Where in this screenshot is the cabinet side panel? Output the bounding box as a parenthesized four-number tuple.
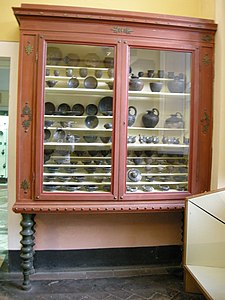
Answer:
(16, 34, 37, 202)
(196, 47, 214, 193)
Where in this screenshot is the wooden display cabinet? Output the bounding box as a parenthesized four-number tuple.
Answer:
(13, 4, 216, 289)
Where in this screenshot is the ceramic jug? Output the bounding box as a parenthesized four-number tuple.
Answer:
(164, 112, 184, 128)
(142, 108, 159, 128)
(129, 74, 144, 91)
(128, 106, 137, 127)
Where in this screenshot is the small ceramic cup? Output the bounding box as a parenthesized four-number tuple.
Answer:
(147, 70, 154, 78)
(95, 69, 103, 78)
(54, 69, 60, 76)
(66, 68, 73, 77)
(158, 70, 164, 78)
(45, 68, 50, 76)
(107, 68, 114, 78)
(79, 68, 88, 77)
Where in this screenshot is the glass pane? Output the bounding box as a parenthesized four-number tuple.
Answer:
(126, 49, 191, 193)
(43, 43, 114, 193)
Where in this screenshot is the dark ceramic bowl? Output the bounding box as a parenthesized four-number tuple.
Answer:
(149, 82, 163, 92)
(46, 167, 60, 173)
(72, 103, 85, 116)
(102, 185, 111, 192)
(103, 57, 114, 68)
(47, 47, 62, 65)
(44, 120, 54, 128)
(86, 104, 98, 115)
(83, 135, 98, 143)
(64, 53, 80, 66)
(63, 185, 81, 192)
(46, 80, 58, 88)
(57, 176, 72, 182)
(44, 176, 56, 182)
(104, 123, 113, 129)
(85, 185, 98, 192)
(43, 185, 61, 191)
(54, 158, 69, 164)
(84, 76, 98, 89)
(45, 102, 56, 115)
(84, 167, 97, 173)
(67, 77, 79, 88)
(106, 82, 114, 90)
(73, 176, 85, 182)
(58, 103, 71, 114)
(142, 185, 154, 192)
(64, 167, 77, 173)
(44, 129, 51, 141)
(100, 136, 112, 143)
(85, 116, 99, 129)
(84, 53, 100, 68)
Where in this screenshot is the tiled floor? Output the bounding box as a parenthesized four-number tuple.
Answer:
(0, 267, 206, 300)
(0, 185, 8, 269)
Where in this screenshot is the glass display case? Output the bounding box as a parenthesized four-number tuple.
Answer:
(184, 189, 225, 300)
(13, 4, 216, 211)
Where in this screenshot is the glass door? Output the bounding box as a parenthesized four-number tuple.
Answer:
(126, 48, 191, 194)
(43, 43, 115, 194)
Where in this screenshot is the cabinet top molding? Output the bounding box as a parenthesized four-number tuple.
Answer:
(13, 4, 217, 32)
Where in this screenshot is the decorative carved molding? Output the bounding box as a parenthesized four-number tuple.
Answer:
(203, 54, 210, 65)
(201, 34, 212, 42)
(112, 26, 133, 34)
(201, 110, 210, 134)
(24, 41, 33, 55)
(21, 102, 32, 132)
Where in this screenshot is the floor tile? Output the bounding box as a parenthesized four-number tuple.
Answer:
(0, 273, 206, 300)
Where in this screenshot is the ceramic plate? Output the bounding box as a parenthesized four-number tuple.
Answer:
(83, 135, 98, 143)
(58, 103, 71, 114)
(45, 102, 56, 115)
(84, 53, 100, 68)
(84, 76, 98, 89)
(98, 96, 113, 116)
(86, 104, 98, 115)
(72, 103, 85, 116)
(46, 47, 62, 65)
(64, 53, 80, 66)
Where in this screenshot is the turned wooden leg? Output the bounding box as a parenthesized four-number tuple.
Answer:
(29, 214, 36, 275)
(20, 213, 36, 290)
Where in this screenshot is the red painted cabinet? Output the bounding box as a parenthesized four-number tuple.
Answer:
(13, 4, 217, 214)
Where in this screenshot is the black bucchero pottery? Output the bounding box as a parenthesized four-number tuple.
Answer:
(142, 108, 159, 128)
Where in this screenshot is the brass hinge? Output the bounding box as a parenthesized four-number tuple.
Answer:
(36, 52, 38, 62)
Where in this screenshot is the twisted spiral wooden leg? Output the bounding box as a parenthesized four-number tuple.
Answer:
(29, 214, 36, 275)
(20, 213, 36, 290)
